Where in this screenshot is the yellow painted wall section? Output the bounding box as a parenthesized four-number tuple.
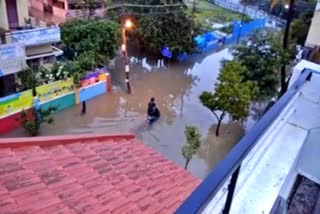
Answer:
(0, 0, 9, 30)
(17, 0, 29, 27)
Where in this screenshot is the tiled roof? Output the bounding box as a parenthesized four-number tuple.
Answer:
(0, 134, 200, 214)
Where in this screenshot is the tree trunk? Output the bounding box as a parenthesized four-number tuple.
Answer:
(184, 159, 190, 170)
(280, 0, 295, 97)
(180, 95, 184, 118)
(216, 118, 222, 136)
(190, 0, 196, 43)
(215, 112, 226, 137)
(82, 101, 87, 114)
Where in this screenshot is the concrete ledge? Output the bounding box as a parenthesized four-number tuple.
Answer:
(270, 196, 287, 214)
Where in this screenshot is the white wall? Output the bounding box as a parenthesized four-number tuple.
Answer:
(289, 60, 320, 89)
(0, 0, 9, 30)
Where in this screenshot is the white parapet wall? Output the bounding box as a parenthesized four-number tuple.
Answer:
(289, 60, 320, 89)
(305, 0, 320, 47)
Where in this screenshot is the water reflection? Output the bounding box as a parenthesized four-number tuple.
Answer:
(2, 48, 246, 178)
(198, 123, 245, 176)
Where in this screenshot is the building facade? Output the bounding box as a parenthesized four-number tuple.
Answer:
(29, 0, 106, 23)
(0, 0, 63, 97)
(0, 0, 29, 30)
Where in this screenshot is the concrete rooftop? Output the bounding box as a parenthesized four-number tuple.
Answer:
(200, 63, 320, 213)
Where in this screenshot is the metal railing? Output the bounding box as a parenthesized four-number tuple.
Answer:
(30, 17, 48, 28)
(209, 0, 285, 26)
(175, 69, 313, 214)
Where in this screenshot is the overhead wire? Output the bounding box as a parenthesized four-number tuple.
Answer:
(105, 2, 188, 17)
(106, 3, 185, 9)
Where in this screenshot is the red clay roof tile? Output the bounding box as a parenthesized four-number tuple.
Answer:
(0, 134, 200, 213)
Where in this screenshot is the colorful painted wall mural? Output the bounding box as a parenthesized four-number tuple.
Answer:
(0, 90, 33, 117)
(36, 78, 74, 103)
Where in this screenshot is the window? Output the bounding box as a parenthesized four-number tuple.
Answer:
(68, 3, 78, 10)
(53, 0, 65, 9)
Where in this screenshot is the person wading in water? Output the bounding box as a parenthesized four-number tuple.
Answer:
(147, 97, 160, 123)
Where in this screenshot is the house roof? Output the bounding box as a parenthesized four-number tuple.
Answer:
(0, 134, 200, 214)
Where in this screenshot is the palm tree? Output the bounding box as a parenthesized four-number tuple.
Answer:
(270, 0, 295, 96)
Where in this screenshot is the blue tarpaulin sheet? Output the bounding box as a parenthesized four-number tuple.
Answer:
(161, 46, 173, 58)
(162, 19, 266, 61)
(177, 52, 187, 62)
(194, 36, 206, 48)
(203, 32, 217, 42)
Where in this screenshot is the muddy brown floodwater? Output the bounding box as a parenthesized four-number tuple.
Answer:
(2, 48, 246, 179)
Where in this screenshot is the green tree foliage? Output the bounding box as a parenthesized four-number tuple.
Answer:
(182, 125, 201, 170)
(18, 57, 98, 93)
(75, 51, 98, 72)
(18, 106, 56, 136)
(290, 18, 309, 45)
(233, 30, 291, 101)
(39, 61, 85, 85)
(290, 12, 313, 45)
(136, 13, 196, 55)
(61, 19, 120, 64)
(16, 69, 40, 93)
(107, 0, 196, 56)
(199, 60, 256, 136)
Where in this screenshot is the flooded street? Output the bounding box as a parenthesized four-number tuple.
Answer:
(2, 48, 246, 178)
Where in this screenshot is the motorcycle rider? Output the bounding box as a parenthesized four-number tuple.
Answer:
(147, 97, 160, 123)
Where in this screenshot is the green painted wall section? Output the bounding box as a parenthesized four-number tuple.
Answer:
(40, 93, 76, 112)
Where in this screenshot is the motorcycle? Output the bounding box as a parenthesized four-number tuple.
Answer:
(147, 108, 160, 124)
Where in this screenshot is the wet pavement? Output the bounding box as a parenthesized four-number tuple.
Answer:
(2, 48, 246, 179)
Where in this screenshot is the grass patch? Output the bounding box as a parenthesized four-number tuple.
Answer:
(188, 0, 248, 26)
(217, 25, 233, 34)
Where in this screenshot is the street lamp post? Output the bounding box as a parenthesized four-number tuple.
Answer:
(280, 0, 295, 96)
(122, 19, 133, 94)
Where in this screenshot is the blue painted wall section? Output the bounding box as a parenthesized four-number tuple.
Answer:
(79, 81, 106, 103)
(0, 75, 110, 134)
(202, 40, 219, 52)
(230, 18, 266, 42)
(40, 93, 76, 112)
(193, 18, 266, 53)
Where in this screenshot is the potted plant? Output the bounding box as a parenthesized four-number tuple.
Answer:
(24, 18, 32, 29)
